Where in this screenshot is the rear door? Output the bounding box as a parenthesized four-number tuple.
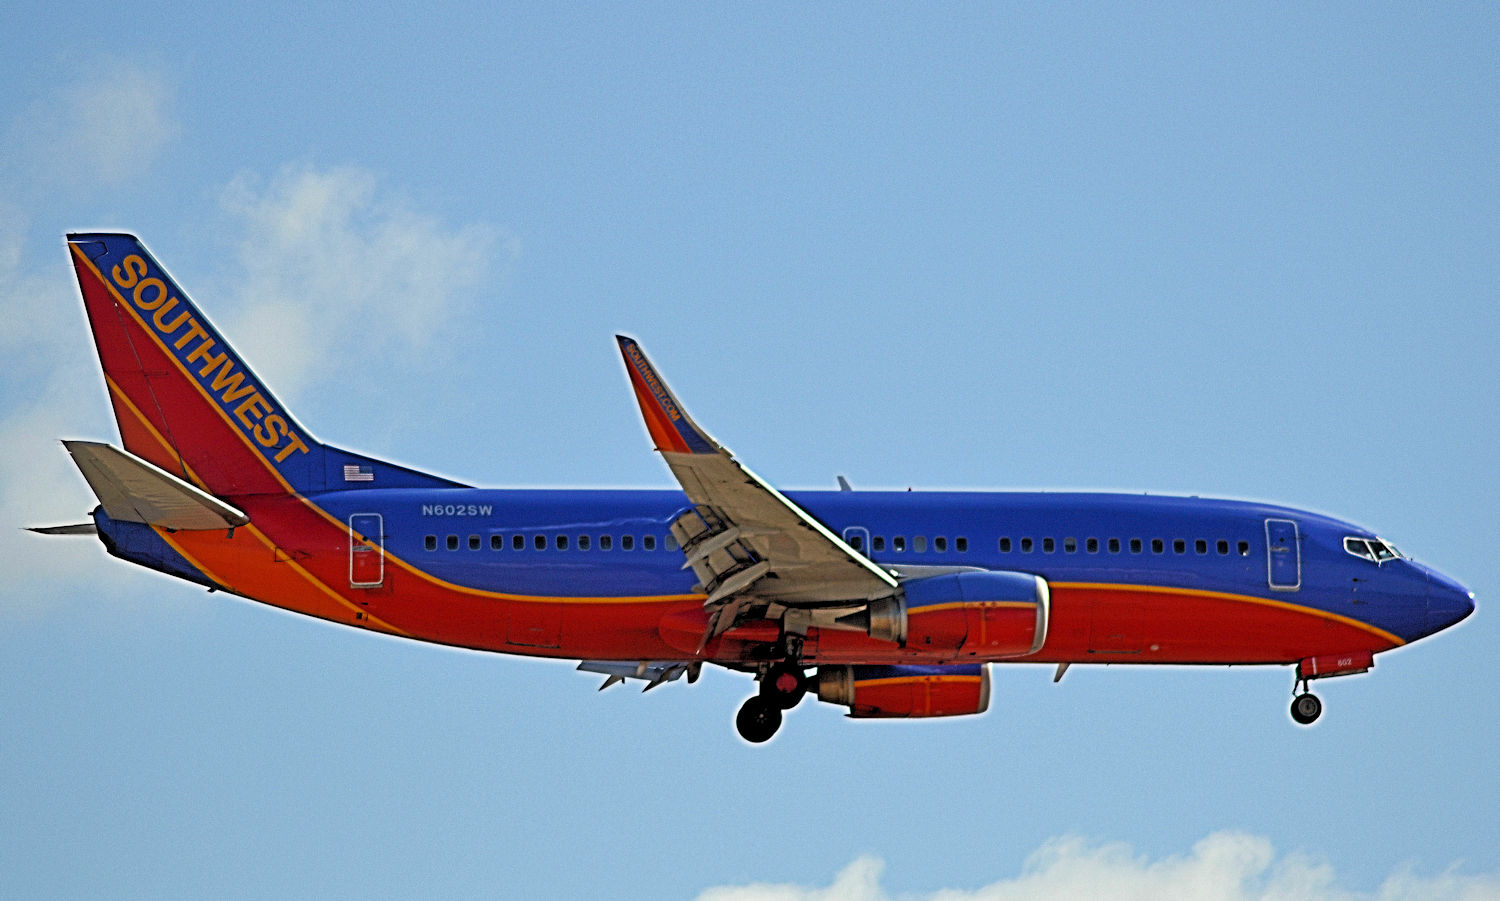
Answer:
(1265, 518, 1300, 591)
(349, 513, 384, 588)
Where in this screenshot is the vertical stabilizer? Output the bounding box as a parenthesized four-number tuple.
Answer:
(67, 233, 323, 496)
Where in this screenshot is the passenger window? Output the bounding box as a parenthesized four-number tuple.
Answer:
(469, 535, 480, 551)
(914, 536, 927, 553)
(622, 535, 635, 551)
(534, 535, 546, 551)
(425, 535, 437, 551)
(999, 537, 1012, 553)
(1173, 539, 1186, 554)
(1108, 538, 1121, 553)
(873, 536, 885, 552)
(1043, 537, 1055, 553)
(1195, 539, 1208, 555)
(579, 535, 591, 551)
(1064, 537, 1077, 553)
(665, 535, 679, 551)
(1238, 540, 1250, 556)
(1086, 538, 1099, 553)
(491, 535, 503, 550)
(1021, 537, 1033, 553)
(600, 534, 613, 551)
(893, 536, 906, 552)
(1216, 539, 1229, 555)
(956, 537, 968, 552)
(849, 534, 864, 550)
(1152, 538, 1164, 554)
(934, 537, 947, 552)
(1130, 538, 1142, 553)
(644, 535, 657, 551)
(446, 535, 458, 551)
(512, 534, 524, 550)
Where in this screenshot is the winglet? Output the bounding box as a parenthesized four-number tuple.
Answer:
(615, 336, 717, 455)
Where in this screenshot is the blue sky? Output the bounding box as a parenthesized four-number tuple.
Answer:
(2, 4, 1497, 898)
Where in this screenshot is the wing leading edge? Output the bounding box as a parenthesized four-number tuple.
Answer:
(615, 337, 897, 642)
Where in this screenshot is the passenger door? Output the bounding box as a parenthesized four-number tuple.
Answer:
(1265, 519, 1300, 591)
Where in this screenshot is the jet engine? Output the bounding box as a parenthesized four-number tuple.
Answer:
(855, 570, 1049, 657)
(815, 664, 990, 718)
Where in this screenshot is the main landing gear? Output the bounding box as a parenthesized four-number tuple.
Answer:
(1290, 677, 1323, 726)
(735, 661, 808, 743)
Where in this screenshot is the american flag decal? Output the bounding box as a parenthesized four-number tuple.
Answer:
(343, 464, 374, 482)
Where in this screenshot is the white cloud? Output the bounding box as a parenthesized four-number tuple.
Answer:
(217, 165, 512, 399)
(8, 60, 177, 187)
(696, 834, 1500, 901)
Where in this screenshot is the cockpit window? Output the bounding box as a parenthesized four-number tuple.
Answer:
(1345, 536, 1402, 563)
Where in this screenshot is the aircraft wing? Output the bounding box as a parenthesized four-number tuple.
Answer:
(616, 337, 898, 640)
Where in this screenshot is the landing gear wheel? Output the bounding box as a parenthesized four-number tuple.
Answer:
(736, 695, 782, 743)
(1291, 692, 1323, 725)
(759, 662, 808, 710)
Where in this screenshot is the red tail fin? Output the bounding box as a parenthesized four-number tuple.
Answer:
(68, 233, 321, 497)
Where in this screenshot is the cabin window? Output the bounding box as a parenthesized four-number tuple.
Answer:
(914, 536, 928, 553)
(665, 534, 679, 551)
(1152, 538, 1164, 554)
(999, 537, 1012, 553)
(893, 536, 906, 552)
(1043, 537, 1055, 553)
(579, 535, 591, 551)
(425, 535, 437, 551)
(1238, 540, 1250, 556)
(446, 535, 458, 551)
(513, 534, 524, 550)
(873, 536, 886, 552)
(1064, 537, 1077, 553)
(491, 535, 503, 550)
(1173, 539, 1186, 554)
(1130, 538, 1142, 553)
(622, 535, 635, 551)
(644, 535, 657, 551)
(1086, 538, 1099, 553)
(600, 534, 613, 551)
(934, 536, 947, 552)
(469, 535, 480, 550)
(1217, 539, 1229, 555)
(1014, 537, 1028, 553)
(956, 537, 968, 552)
(849, 534, 864, 550)
(534, 535, 546, 551)
(1195, 539, 1208, 555)
(1108, 538, 1121, 553)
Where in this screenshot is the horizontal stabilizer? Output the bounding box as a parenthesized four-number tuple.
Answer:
(26, 522, 98, 535)
(63, 440, 249, 531)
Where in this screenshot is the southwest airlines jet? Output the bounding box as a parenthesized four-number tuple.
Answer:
(36, 234, 1475, 742)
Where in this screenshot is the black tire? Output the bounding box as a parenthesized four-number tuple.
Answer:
(759, 662, 808, 710)
(736, 695, 783, 743)
(1291, 693, 1323, 725)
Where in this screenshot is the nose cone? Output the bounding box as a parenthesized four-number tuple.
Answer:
(1428, 571, 1476, 634)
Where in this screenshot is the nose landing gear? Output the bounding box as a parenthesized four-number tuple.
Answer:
(735, 661, 809, 742)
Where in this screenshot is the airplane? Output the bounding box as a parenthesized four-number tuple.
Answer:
(33, 232, 1475, 742)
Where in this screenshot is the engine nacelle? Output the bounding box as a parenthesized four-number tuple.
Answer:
(862, 571, 1049, 657)
(815, 664, 990, 718)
